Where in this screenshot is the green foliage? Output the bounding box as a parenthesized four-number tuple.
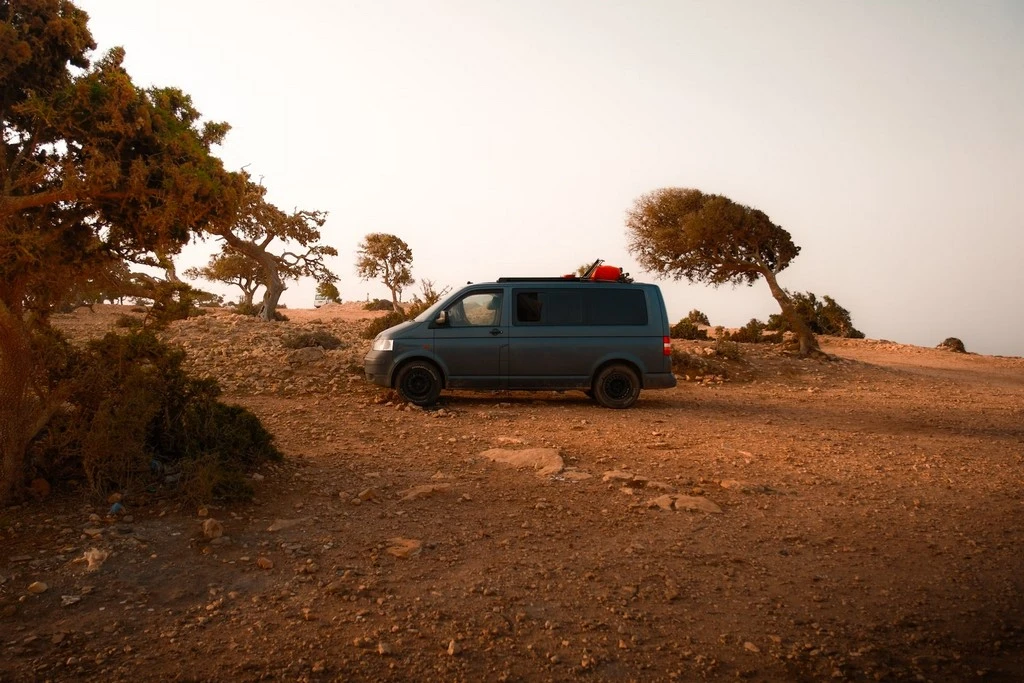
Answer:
(282, 330, 344, 350)
(938, 337, 966, 353)
(356, 233, 415, 313)
(713, 339, 743, 360)
(725, 318, 781, 344)
(685, 309, 710, 326)
(363, 298, 395, 312)
(362, 311, 406, 340)
(670, 318, 709, 340)
(29, 331, 280, 501)
(766, 292, 864, 338)
(316, 281, 341, 304)
(626, 188, 818, 355)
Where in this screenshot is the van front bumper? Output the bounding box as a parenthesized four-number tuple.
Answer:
(363, 350, 394, 387)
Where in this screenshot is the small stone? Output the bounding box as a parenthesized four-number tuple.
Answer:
(377, 641, 394, 656)
(357, 488, 379, 502)
(266, 518, 305, 532)
(197, 506, 209, 518)
(672, 495, 723, 514)
(257, 557, 274, 570)
(447, 640, 460, 656)
(744, 641, 760, 653)
(387, 538, 423, 558)
(27, 581, 48, 594)
(202, 518, 224, 539)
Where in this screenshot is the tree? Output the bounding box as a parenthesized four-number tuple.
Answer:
(1, 0, 240, 500)
(355, 233, 414, 314)
(209, 179, 337, 321)
(316, 281, 341, 304)
(185, 250, 263, 308)
(626, 188, 819, 356)
(766, 292, 864, 339)
(684, 309, 711, 326)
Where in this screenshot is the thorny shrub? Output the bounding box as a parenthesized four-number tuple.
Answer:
(938, 337, 967, 353)
(281, 330, 345, 350)
(28, 331, 281, 502)
(363, 298, 395, 312)
(363, 311, 406, 340)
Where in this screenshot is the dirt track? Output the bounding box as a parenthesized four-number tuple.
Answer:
(2, 304, 1023, 681)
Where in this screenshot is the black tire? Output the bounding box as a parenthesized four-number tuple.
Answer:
(395, 361, 442, 406)
(592, 364, 640, 409)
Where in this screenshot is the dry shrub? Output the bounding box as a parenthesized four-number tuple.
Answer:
(282, 330, 344, 350)
(30, 331, 281, 501)
(363, 298, 394, 312)
(938, 337, 966, 353)
(363, 311, 406, 340)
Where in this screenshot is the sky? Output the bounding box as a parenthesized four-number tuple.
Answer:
(79, 0, 1024, 356)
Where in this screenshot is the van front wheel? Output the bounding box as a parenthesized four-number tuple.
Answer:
(593, 364, 640, 409)
(395, 361, 442, 406)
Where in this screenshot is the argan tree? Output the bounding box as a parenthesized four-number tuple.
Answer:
(0, 0, 241, 500)
(185, 250, 263, 308)
(209, 179, 337, 321)
(355, 233, 414, 314)
(315, 281, 341, 304)
(766, 292, 864, 339)
(626, 188, 819, 356)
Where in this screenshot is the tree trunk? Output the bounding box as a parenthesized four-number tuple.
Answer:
(390, 288, 404, 315)
(260, 270, 285, 321)
(761, 269, 819, 356)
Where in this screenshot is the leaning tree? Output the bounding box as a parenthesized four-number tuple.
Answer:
(208, 178, 337, 321)
(626, 188, 819, 356)
(0, 0, 241, 500)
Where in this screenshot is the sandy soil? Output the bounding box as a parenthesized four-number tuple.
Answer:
(2, 303, 1023, 682)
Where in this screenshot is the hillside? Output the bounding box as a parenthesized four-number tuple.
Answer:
(2, 304, 1022, 682)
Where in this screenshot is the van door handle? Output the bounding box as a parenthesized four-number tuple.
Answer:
(489, 328, 503, 336)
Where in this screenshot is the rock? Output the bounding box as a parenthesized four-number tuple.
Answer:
(398, 483, 453, 501)
(561, 471, 593, 481)
(447, 640, 460, 656)
(27, 581, 48, 594)
(673, 495, 723, 514)
(602, 470, 635, 482)
(83, 548, 109, 572)
(61, 595, 81, 607)
(267, 518, 306, 532)
(720, 479, 774, 494)
(480, 447, 564, 477)
(202, 518, 224, 539)
(744, 641, 760, 653)
(387, 537, 423, 558)
(357, 488, 379, 502)
(647, 495, 676, 511)
(257, 557, 274, 570)
(288, 346, 325, 364)
(377, 641, 394, 656)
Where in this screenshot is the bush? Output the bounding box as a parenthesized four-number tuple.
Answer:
(725, 318, 782, 344)
(685, 309, 710, 326)
(713, 339, 743, 360)
(670, 318, 709, 340)
(938, 337, 966, 353)
(28, 331, 281, 501)
(363, 298, 394, 312)
(362, 311, 406, 340)
(282, 330, 345, 350)
(115, 314, 143, 330)
(671, 348, 729, 379)
(766, 292, 864, 338)
(233, 302, 288, 321)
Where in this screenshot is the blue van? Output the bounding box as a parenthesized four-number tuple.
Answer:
(363, 275, 676, 408)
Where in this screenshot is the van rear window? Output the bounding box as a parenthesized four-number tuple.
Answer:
(514, 289, 647, 326)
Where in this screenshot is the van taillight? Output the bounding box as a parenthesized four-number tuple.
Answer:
(663, 336, 671, 356)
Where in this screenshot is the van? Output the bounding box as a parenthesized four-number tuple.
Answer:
(363, 272, 676, 408)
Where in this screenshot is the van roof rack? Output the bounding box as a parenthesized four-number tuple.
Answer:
(497, 259, 633, 284)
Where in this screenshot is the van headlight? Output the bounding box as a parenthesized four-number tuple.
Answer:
(372, 337, 394, 351)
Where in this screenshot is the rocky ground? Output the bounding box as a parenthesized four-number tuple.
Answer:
(2, 303, 1023, 682)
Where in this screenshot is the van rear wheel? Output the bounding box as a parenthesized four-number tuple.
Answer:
(395, 361, 442, 406)
(593, 364, 640, 409)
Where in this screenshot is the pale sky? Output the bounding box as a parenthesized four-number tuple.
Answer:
(80, 1, 1024, 356)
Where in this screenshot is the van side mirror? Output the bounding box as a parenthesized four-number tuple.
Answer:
(435, 310, 448, 326)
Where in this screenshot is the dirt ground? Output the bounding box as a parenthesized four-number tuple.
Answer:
(2, 303, 1023, 682)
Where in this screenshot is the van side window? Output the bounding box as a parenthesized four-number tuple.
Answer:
(586, 289, 647, 325)
(447, 291, 503, 327)
(514, 289, 645, 325)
